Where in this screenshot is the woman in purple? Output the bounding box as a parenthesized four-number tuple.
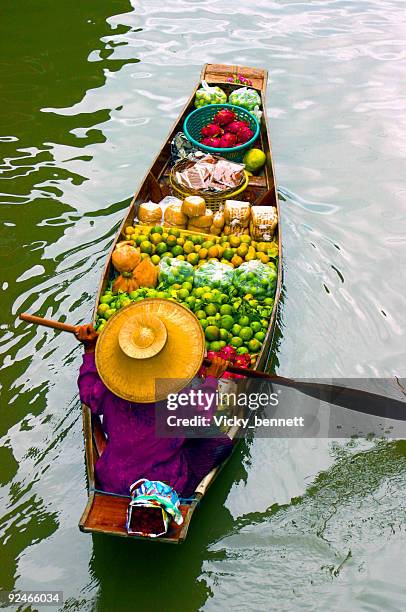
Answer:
(76, 324, 233, 498)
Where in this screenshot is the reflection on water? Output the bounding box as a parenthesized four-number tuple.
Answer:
(0, 0, 405, 609)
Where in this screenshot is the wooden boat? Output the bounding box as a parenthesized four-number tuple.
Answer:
(79, 63, 282, 543)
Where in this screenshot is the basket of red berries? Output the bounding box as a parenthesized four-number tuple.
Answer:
(184, 103, 260, 162)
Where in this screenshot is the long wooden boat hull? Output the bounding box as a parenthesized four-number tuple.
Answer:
(79, 64, 282, 543)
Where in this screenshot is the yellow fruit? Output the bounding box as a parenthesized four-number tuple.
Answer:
(166, 235, 177, 247)
(176, 237, 185, 246)
(245, 252, 256, 262)
(194, 244, 201, 253)
(198, 247, 208, 259)
(229, 235, 241, 248)
(187, 252, 199, 265)
(256, 252, 269, 264)
(236, 244, 248, 257)
(256, 242, 268, 253)
(150, 232, 163, 245)
(125, 226, 135, 235)
(231, 255, 243, 267)
(207, 245, 220, 258)
(183, 240, 195, 254)
(243, 148, 266, 172)
(222, 241, 230, 249)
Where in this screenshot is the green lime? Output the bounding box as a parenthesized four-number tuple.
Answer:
(220, 304, 233, 315)
(202, 241, 215, 250)
(155, 242, 168, 256)
(120, 298, 131, 307)
(129, 290, 140, 299)
(243, 148, 266, 172)
(183, 240, 195, 254)
(206, 316, 217, 325)
(230, 336, 243, 348)
(182, 281, 193, 291)
(151, 254, 160, 265)
(140, 240, 153, 254)
(231, 323, 241, 335)
(151, 225, 163, 235)
(238, 315, 250, 327)
(178, 288, 189, 300)
(166, 235, 177, 247)
(248, 338, 262, 352)
(250, 321, 262, 333)
(202, 292, 214, 302)
(205, 326, 220, 341)
(220, 315, 234, 331)
(187, 252, 199, 265)
(219, 328, 230, 341)
(196, 310, 206, 320)
(218, 340, 226, 348)
(100, 294, 114, 305)
(97, 303, 109, 316)
(136, 234, 148, 246)
(200, 318, 209, 329)
(171, 245, 183, 257)
(237, 347, 249, 355)
(168, 228, 180, 238)
(205, 303, 218, 316)
(193, 287, 205, 298)
(254, 331, 266, 342)
(209, 341, 223, 352)
(186, 296, 196, 309)
(239, 327, 253, 341)
(105, 308, 116, 319)
(223, 248, 233, 261)
(264, 297, 274, 306)
(220, 293, 229, 303)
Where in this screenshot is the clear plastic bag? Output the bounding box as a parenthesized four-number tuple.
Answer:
(232, 260, 277, 300)
(228, 87, 261, 112)
(194, 261, 234, 291)
(158, 257, 194, 287)
(194, 80, 227, 107)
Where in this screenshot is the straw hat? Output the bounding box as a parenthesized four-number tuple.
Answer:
(95, 299, 205, 403)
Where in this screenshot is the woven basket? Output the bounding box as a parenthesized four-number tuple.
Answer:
(183, 103, 259, 162)
(169, 157, 249, 212)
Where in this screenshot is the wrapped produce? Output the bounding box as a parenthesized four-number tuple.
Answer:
(212, 210, 225, 229)
(250, 206, 278, 241)
(224, 200, 251, 228)
(164, 202, 188, 227)
(158, 258, 194, 287)
(194, 261, 234, 291)
(133, 258, 158, 288)
(194, 81, 227, 108)
(138, 201, 162, 225)
(174, 155, 244, 193)
(187, 224, 210, 234)
(181, 196, 206, 218)
(189, 209, 213, 229)
(233, 261, 277, 300)
(112, 243, 141, 273)
(228, 87, 261, 112)
(209, 225, 221, 236)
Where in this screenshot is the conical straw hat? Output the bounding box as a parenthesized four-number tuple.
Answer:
(95, 299, 205, 403)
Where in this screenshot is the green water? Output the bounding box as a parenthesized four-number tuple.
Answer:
(1, 1, 406, 610)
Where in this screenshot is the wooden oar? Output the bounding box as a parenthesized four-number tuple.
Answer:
(19, 313, 406, 421)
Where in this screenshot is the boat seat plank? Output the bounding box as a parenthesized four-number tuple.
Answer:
(80, 492, 194, 543)
(202, 63, 267, 91)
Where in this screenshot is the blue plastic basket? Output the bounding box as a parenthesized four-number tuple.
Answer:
(183, 103, 260, 162)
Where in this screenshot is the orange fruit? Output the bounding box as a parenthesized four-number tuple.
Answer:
(207, 245, 219, 258)
(231, 255, 243, 268)
(198, 247, 208, 260)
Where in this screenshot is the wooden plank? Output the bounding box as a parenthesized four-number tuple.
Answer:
(80, 492, 196, 543)
(202, 63, 268, 92)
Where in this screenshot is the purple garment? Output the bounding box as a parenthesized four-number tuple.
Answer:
(78, 353, 233, 497)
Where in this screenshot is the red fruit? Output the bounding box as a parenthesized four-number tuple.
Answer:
(201, 123, 222, 138)
(234, 354, 251, 368)
(200, 136, 222, 147)
(237, 125, 254, 144)
(219, 133, 238, 148)
(226, 120, 249, 134)
(213, 109, 236, 126)
(207, 350, 218, 361)
(219, 345, 237, 362)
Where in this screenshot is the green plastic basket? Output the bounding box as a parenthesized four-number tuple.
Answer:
(183, 103, 260, 162)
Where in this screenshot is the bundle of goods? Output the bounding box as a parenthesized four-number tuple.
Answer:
(173, 154, 245, 193)
(228, 87, 261, 113)
(250, 206, 278, 242)
(223, 200, 251, 236)
(138, 201, 163, 225)
(163, 201, 188, 230)
(194, 81, 227, 108)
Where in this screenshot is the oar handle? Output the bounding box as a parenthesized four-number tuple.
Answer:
(19, 313, 79, 334)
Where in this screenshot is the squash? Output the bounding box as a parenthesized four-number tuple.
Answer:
(112, 242, 141, 273)
(112, 271, 139, 294)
